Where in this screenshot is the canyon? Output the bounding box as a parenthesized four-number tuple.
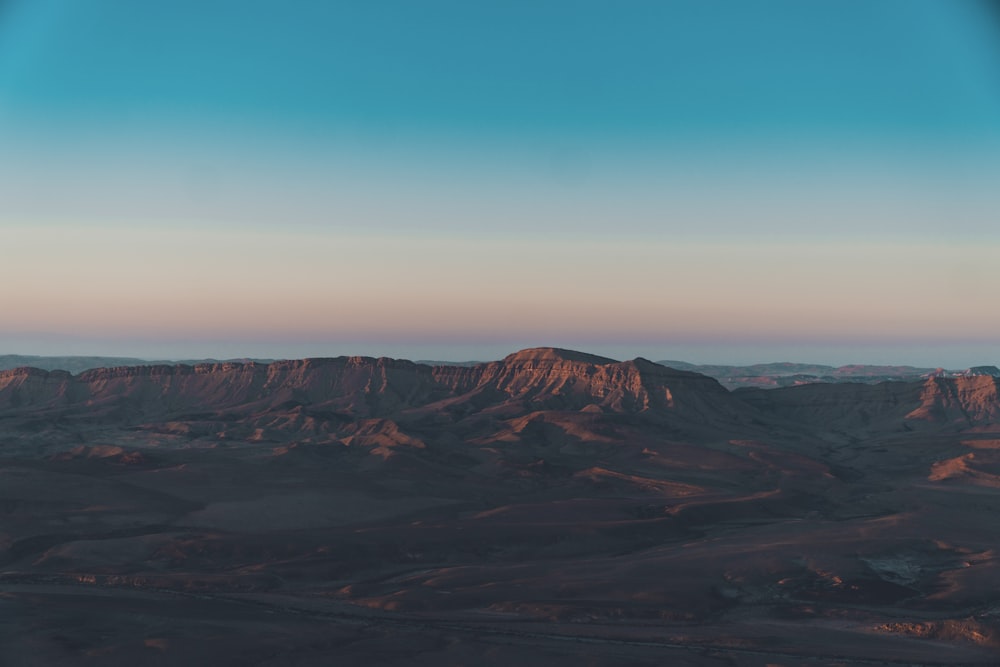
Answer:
(2, 347, 1000, 665)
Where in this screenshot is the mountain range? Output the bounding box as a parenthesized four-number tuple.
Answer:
(2, 348, 1000, 665)
(6, 352, 996, 390)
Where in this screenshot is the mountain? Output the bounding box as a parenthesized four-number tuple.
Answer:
(2, 347, 996, 438)
(739, 374, 1000, 433)
(0, 354, 273, 374)
(2, 348, 1000, 665)
(961, 365, 1000, 377)
(0, 354, 154, 374)
(5, 353, 988, 391)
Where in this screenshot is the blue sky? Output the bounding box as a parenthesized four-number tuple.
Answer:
(2, 1, 1000, 365)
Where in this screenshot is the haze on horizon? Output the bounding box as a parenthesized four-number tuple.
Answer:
(2, 1, 999, 367)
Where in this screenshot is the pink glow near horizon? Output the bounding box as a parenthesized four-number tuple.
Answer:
(4, 226, 998, 355)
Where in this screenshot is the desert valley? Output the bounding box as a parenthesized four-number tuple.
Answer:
(6, 1, 1000, 665)
(2, 347, 1000, 665)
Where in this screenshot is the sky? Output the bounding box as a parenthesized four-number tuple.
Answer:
(2, 0, 1000, 366)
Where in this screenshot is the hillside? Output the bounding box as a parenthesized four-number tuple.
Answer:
(2, 348, 1000, 665)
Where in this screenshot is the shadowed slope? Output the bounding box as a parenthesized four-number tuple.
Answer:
(740, 375, 1000, 433)
(4, 349, 1000, 664)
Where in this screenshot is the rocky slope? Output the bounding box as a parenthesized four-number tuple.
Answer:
(4, 348, 1000, 665)
(739, 375, 1000, 433)
(0, 347, 743, 423)
(3, 348, 998, 438)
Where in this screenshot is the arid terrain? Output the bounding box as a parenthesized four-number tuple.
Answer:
(2, 347, 1000, 665)
(7, 354, 990, 390)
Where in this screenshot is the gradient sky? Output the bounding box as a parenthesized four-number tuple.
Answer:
(3, 0, 1000, 365)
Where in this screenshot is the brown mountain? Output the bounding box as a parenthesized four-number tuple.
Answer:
(3, 347, 996, 441)
(2, 348, 1000, 665)
(0, 348, 757, 443)
(738, 374, 1000, 434)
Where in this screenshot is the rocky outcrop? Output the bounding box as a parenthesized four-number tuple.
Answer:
(905, 376, 1000, 427)
(0, 367, 76, 411)
(429, 348, 745, 422)
(741, 375, 1000, 432)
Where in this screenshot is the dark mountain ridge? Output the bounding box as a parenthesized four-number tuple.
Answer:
(7, 352, 995, 397)
(3, 347, 997, 436)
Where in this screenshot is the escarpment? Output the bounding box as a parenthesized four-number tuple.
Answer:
(739, 375, 1000, 432)
(0, 367, 76, 411)
(3, 349, 999, 437)
(431, 348, 737, 414)
(905, 375, 1000, 427)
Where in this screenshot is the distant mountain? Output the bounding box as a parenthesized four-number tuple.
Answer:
(961, 365, 1000, 377)
(415, 359, 485, 367)
(0, 354, 154, 374)
(656, 359, 967, 389)
(0, 354, 273, 374)
(657, 360, 840, 376)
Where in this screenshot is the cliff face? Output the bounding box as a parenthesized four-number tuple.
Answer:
(0, 357, 449, 420)
(435, 349, 706, 411)
(905, 376, 1000, 427)
(3, 349, 999, 437)
(0, 348, 752, 433)
(0, 367, 76, 410)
